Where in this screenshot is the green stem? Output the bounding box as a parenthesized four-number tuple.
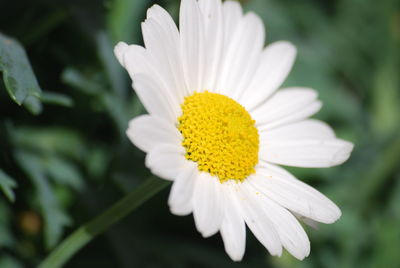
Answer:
(39, 176, 170, 268)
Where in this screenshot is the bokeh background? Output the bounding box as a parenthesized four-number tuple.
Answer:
(1, 0, 399, 267)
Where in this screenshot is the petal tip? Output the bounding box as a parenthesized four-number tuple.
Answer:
(330, 140, 354, 167)
(323, 204, 342, 224)
(227, 252, 244, 262)
(114, 42, 129, 66)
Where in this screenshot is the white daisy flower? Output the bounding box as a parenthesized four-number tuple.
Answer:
(114, 0, 353, 261)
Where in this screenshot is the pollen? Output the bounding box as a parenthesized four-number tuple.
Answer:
(178, 91, 259, 183)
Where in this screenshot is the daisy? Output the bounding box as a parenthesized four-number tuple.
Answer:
(114, 0, 353, 261)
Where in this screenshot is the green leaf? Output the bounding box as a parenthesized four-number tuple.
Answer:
(0, 169, 17, 202)
(14, 150, 71, 249)
(0, 33, 42, 113)
(23, 94, 43, 115)
(11, 126, 85, 160)
(61, 67, 105, 95)
(41, 91, 74, 107)
(44, 156, 84, 190)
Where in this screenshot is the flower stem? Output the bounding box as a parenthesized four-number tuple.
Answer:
(39, 176, 170, 268)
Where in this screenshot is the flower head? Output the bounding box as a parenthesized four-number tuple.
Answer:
(115, 0, 353, 261)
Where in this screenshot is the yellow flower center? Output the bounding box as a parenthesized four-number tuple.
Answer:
(178, 91, 259, 183)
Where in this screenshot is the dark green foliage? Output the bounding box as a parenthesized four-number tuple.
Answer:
(0, 0, 399, 267)
(0, 170, 17, 202)
(0, 33, 42, 114)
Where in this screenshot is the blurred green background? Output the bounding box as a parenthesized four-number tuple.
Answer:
(1, 0, 399, 267)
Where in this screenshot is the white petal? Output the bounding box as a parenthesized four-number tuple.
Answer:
(122, 43, 184, 116)
(122, 45, 170, 93)
(145, 144, 186, 181)
(213, 0, 242, 94)
(216, 12, 265, 100)
(198, 0, 224, 91)
(122, 44, 152, 76)
(126, 115, 182, 153)
(222, 1, 243, 41)
(220, 182, 246, 261)
(235, 181, 282, 256)
(260, 138, 354, 168)
(260, 102, 322, 131)
(123, 46, 182, 120)
(252, 87, 319, 128)
(259, 119, 352, 167)
(141, 19, 182, 103)
(192, 173, 223, 237)
(260, 119, 335, 142)
(143, 7, 186, 103)
(147, 4, 179, 43)
(114, 42, 129, 66)
(240, 41, 297, 110)
(245, 178, 310, 260)
(253, 163, 342, 223)
(168, 160, 198, 215)
(132, 73, 178, 122)
(180, 0, 205, 94)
